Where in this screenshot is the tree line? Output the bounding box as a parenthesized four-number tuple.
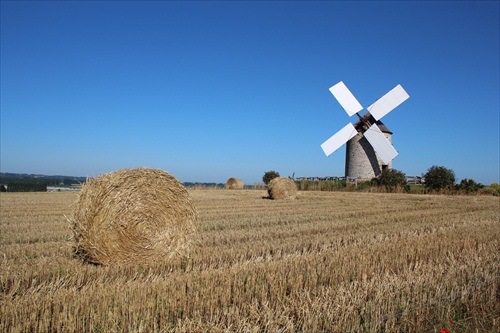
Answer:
(1, 183, 47, 192)
(262, 166, 500, 195)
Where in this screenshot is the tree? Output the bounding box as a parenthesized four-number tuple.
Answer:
(423, 165, 455, 190)
(262, 171, 280, 185)
(378, 168, 408, 192)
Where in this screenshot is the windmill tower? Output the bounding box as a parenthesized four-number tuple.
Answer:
(345, 115, 393, 180)
(321, 81, 409, 181)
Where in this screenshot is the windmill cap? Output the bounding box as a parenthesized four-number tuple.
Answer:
(354, 113, 393, 134)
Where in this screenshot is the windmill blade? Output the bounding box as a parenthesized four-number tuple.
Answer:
(363, 124, 398, 164)
(367, 84, 409, 121)
(329, 81, 364, 117)
(321, 123, 357, 156)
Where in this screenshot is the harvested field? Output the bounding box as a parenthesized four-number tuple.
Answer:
(1, 190, 499, 332)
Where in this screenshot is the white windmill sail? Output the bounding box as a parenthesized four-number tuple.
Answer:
(321, 123, 357, 156)
(367, 84, 409, 121)
(329, 81, 363, 117)
(363, 124, 398, 164)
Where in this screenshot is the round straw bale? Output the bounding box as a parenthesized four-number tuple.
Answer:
(225, 177, 244, 190)
(70, 167, 198, 265)
(268, 177, 298, 200)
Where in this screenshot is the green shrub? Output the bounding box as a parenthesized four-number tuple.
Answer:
(378, 169, 409, 192)
(488, 183, 500, 195)
(356, 181, 372, 191)
(456, 178, 484, 193)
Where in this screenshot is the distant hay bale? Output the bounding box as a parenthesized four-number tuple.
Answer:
(70, 167, 198, 265)
(226, 177, 244, 190)
(268, 177, 298, 200)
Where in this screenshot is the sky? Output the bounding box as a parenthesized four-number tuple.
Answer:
(1, 1, 499, 185)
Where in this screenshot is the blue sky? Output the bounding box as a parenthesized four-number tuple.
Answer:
(1, 1, 499, 185)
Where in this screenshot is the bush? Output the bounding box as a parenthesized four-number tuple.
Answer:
(456, 178, 484, 193)
(378, 168, 409, 192)
(423, 165, 455, 190)
(262, 171, 280, 185)
(356, 180, 372, 191)
(478, 187, 498, 196)
(488, 183, 500, 195)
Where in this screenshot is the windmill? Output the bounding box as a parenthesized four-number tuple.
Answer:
(321, 81, 410, 180)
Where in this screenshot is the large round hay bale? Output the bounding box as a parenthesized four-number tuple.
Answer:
(225, 177, 244, 190)
(268, 177, 298, 200)
(70, 167, 198, 265)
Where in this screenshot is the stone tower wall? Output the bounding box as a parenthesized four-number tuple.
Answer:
(345, 132, 393, 180)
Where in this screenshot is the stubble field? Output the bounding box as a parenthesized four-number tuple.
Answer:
(0, 190, 499, 332)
